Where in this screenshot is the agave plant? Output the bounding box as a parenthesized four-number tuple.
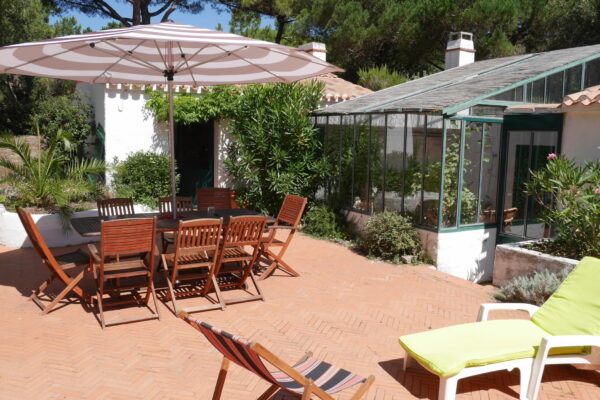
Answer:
(0, 125, 105, 213)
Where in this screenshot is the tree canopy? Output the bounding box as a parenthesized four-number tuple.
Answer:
(51, 0, 204, 25)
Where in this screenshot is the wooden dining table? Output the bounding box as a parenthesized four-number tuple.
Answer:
(71, 208, 274, 237)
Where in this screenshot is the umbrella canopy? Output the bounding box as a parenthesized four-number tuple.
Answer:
(0, 22, 341, 84)
(0, 22, 342, 216)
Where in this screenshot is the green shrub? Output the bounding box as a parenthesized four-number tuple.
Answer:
(494, 267, 572, 306)
(360, 211, 422, 263)
(525, 156, 600, 259)
(302, 204, 347, 239)
(357, 65, 411, 91)
(111, 151, 178, 208)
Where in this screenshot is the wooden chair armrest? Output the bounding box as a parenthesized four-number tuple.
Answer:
(87, 244, 101, 263)
(477, 303, 540, 321)
(266, 225, 295, 231)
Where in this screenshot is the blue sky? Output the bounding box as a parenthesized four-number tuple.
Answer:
(49, 2, 269, 32)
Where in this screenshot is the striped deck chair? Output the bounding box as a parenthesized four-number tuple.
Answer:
(178, 312, 375, 399)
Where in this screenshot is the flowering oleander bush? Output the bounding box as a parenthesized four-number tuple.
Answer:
(525, 156, 600, 259)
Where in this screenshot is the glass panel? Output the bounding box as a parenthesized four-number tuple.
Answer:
(479, 123, 501, 223)
(531, 78, 545, 103)
(584, 58, 600, 88)
(339, 115, 354, 209)
(515, 85, 524, 101)
(404, 113, 426, 223)
(503, 131, 531, 236)
(469, 105, 505, 117)
(421, 115, 443, 228)
(441, 120, 462, 227)
(490, 88, 516, 101)
(565, 65, 582, 95)
(526, 82, 533, 102)
(384, 113, 406, 213)
(461, 121, 483, 225)
(352, 115, 370, 212)
(314, 116, 329, 200)
(370, 115, 386, 212)
(526, 131, 558, 238)
(545, 72, 564, 103)
(324, 116, 342, 205)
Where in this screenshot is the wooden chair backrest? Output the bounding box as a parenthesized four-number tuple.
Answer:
(222, 215, 267, 249)
(97, 198, 135, 217)
(15, 207, 71, 285)
(276, 194, 307, 227)
(196, 188, 236, 210)
(158, 196, 194, 215)
(99, 218, 156, 261)
(172, 218, 222, 269)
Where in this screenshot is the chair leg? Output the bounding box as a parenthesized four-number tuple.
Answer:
(148, 279, 161, 321)
(350, 375, 375, 399)
(439, 376, 458, 400)
(41, 269, 85, 315)
(257, 384, 279, 400)
(211, 275, 226, 311)
(97, 279, 106, 330)
(259, 260, 279, 280)
(30, 274, 56, 309)
(403, 354, 411, 371)
(301, 380, 314, 400)
(212, 357, 230, 400)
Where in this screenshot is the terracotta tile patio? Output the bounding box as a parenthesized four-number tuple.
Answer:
(0, 234, 598, 399)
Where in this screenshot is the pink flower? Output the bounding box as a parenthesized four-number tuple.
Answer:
(547, 153, 557, 160)
(595, 188, 600, 194)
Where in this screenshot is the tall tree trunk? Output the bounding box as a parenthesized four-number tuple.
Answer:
(274, 16, 287, 44)
(141, 0, 152, 24)
(132, 0, 141, 25)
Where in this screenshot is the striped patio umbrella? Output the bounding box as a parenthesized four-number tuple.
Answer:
(0, 22, 342, 217)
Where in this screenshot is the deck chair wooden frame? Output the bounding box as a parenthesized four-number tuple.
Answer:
(179, 312, 375, 400)
(158, 196, 194, 252)
(88, 218, 160, 329)
(259, 194, 307, 280)
(16, 207, 90, 314)
(202, 215, 266, 307)
(196, 188, 237, 210)
(160, 218, 224, 314)
(97, 197, 135, 217)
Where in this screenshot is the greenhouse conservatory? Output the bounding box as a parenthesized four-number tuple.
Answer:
(312, 35, 600, 282)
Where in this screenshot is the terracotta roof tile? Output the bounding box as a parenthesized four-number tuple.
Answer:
(562, 84, 600, 106)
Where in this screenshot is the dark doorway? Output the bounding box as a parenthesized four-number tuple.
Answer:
(175, 121, 214, 197)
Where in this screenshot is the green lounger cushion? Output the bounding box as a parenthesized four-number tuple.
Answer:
(399, 319, 583, 377)
(532, 256, 600, 336)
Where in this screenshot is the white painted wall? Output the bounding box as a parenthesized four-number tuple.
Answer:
(213, 120, 234, 188)
(562, 111, 600, 163)
(418, 227, 497, 282)
(77, 84, 169, 185)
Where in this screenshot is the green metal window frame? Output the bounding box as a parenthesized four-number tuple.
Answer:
(444, 52, 600, 115)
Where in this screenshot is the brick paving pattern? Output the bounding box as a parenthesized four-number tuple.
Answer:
(0, 234, 598, 399)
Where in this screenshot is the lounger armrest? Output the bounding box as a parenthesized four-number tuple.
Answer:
(528, 335, 600, 400)
(477, 303, 540, 321)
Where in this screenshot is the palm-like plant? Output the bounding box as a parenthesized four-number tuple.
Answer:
(0, 126, 105, 212)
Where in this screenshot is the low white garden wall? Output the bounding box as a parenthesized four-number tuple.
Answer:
(493, 241, 578, 286)
(0, 204, 154, 248)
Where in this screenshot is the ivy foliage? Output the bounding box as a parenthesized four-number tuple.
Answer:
(145, 85, 241, 125)
(145, 81, 329, 216)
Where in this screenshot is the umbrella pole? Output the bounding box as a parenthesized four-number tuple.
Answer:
(167, 77, 177, 219)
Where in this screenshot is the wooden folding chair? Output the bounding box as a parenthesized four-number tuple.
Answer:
(196, 188, 237, 210)
(87, 218, 160, 329)
(16, 207, 90, 314)
(161, 218, 224, 314)
(158, 196, 194, 252)
(259, 194, 307, 280)
(179, 312, 376, 400)
(97, 197, 135, 217)
(202, 215, 266, 306)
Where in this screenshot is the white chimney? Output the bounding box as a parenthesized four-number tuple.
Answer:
(445, 32, 475, 70)
(299, 42, 327, 62)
